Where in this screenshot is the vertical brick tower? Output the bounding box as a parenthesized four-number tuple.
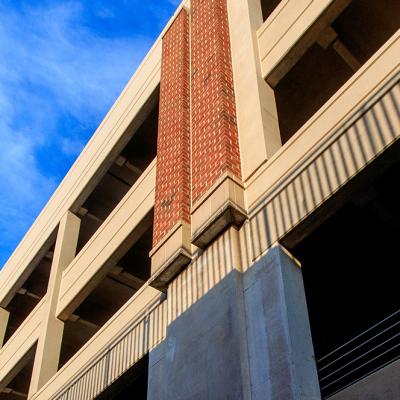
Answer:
(150, 9, 192, 289)
(151, 0, 246, 287)
(190, 0, 246, 248)
(191, 0, 242, 202)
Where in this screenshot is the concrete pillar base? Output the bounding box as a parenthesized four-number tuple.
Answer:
(148, 270, 250, 400)
(148, 241, 320, 400)
(243, 245, 321, 400)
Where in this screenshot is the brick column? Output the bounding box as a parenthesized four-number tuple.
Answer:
(191, 0, 246, 248)
(149, 9, 192, 290)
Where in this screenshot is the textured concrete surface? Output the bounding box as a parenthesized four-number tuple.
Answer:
(148, 246, 322, 400)
(243, 245, 321, 400)
(148, 270, 250, 400)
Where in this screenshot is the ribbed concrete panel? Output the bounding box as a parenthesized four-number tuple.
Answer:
(249, 74, 400, 262)
(53, 300, 166, 400)
(31, 287, 165, 400)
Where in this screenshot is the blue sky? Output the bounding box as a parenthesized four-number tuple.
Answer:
(0, 0, 180, 267)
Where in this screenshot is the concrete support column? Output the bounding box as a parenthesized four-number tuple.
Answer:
(243, 245, 321, 400)
(0, 308, 10, 348)
(148, 227, 251, 399)
(148, 271, 251, 399)
(227, 0, 281, 179)
(28, 211, 80, 398)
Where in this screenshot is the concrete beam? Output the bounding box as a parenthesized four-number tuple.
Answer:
(17, 289, 41, 301)
(332, 39, 361, 71)
(109, 268, 146, 291)
(3, 388, 27, 398)
(68, 315, 100, 331)
(317, 26, 361, 71)
(28, 211, 81, 398)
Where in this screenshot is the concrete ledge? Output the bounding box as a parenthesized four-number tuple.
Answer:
(149, 222, 192, 290)
(0, 297, 45, 390)
(32, 286, 165, 400)
(56, 160, 156, 320)
(191, 174, 247, 249)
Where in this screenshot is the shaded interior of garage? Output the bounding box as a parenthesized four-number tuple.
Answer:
(260, 0, 281, 21)
(273, 0, 399, 145)
(284, 144, 400, 398)
(95, 355, 148, 400)
(0, 345, 36, 400)
(2, 240, 55, 348)
(75, 96, 159, 253)
(58, 214, 154, 369)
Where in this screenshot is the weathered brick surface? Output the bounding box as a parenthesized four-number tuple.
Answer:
(153, 10, 190, 247)
(191, 0, 242, 204)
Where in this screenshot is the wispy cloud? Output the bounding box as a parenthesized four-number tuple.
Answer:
(1, 2, 152, 126)
(0, 1, 175, 267)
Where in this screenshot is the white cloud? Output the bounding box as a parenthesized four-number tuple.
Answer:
(0, 102, 57, 249)
(1, 2, 151, 124)
(0, 1, 153, 266)
(60, 137, 86, 156)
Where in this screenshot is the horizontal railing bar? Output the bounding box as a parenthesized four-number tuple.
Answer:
(319, 319, 400, 371)
(317, 308, 400, 364)
(320, 331, 400, 381)
(320, 341, 400, 390)
(324, 353, 400, 399)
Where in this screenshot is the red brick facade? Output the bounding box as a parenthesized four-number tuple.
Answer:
(153, 9, 191, 247)
(191, 0, 242, 204)
(153, 1, 243, 247)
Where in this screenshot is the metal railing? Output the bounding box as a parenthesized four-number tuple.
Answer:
(317, 308, 400, 398)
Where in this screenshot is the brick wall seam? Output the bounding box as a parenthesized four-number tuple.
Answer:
(191, 0, 243, 205)
(153, 9, 191, 247)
